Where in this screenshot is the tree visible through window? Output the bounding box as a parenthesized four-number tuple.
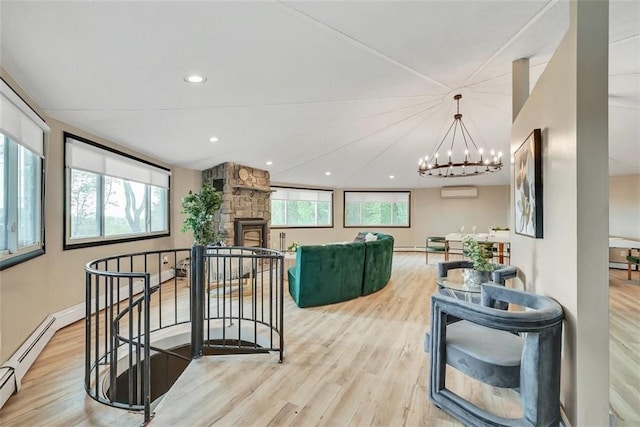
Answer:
(271, 188, 333, 227)
(0, 80, 48, 270)
(65, 134, 170, 248)
(0, 138, 6, 252)
(344, 191, 410, 227)
(70, 170, 99, 238)
(0, 133, 44, 267)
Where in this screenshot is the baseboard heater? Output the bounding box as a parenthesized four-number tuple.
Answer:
(0, 269, 174, 410)
(0, 316, 56, 408)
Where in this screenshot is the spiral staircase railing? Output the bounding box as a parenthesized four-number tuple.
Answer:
(84, 246, 285, 423)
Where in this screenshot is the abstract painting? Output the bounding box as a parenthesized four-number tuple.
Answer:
(514, 129, 543, 238)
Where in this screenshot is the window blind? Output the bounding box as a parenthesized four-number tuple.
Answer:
(0, 80, 49, 157)
(345, 191, 409, 203)
(272, 188, 332, 202)
(65, 137, 171, 188)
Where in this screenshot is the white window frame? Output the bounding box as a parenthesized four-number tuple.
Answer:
(271, 187, 333, 228)
(343, 191, 411, 228)
(0, 79, 49, 270)
(64, 133, 171, 249)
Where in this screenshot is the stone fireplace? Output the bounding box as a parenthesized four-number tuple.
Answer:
(202, 162, 271, 248)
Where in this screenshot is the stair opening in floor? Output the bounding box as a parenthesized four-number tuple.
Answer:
(108, 340, 268, 406)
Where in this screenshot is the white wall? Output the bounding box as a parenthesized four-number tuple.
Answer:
(510, 1, 609, 425)
(609, 174, 640, 263)
(609, 174, 640, 240)
(269, 185, 509, 248)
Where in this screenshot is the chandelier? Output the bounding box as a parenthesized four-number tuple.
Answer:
(418, 94, 503, 178)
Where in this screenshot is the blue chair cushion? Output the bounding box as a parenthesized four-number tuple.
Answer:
(445, 320, 524, 389)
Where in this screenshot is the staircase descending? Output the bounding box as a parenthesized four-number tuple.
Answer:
(84, 246, 285, 423)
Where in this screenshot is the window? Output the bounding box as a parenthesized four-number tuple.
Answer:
(344, 191, 410, 227)
(0, 80, 48, 270)
(64, 133, 171, 248)
(271, 187, 333, 228)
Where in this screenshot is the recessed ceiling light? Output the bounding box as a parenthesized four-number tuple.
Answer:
(184, 74, 207, 84)
(325, 171, 331, 176)
(209, 136, 219, 143)
(266, 161, 273, 166)
(389, 175, 395, 179)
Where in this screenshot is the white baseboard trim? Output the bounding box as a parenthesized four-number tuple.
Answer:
(560, 405, 571, 427)
(0, 269, 175, 410)
(393, 246, 425, 252)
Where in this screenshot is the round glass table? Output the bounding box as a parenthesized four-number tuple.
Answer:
(436, 269, 493, 302)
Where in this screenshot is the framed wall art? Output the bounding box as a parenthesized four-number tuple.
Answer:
(514, 128, 543, 238)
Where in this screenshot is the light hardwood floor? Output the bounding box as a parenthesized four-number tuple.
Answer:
(0, 253, 637, 426)
(608, 268, 640, 426)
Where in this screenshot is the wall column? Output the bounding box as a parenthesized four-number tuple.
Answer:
(512, 58, 530, 121)
(574, 0, 609, 424)
(510, 0, 609, 424)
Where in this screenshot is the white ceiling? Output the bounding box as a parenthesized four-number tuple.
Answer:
(1, 1, 638, 189)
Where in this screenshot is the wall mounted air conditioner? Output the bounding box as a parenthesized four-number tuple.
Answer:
(440, 186, 478, 199)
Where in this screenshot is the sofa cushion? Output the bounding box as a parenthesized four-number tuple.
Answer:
(353, 232, 367, 243)
(364, 232, 378, 242)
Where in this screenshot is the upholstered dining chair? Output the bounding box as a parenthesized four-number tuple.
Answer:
(627, 248, 639, 280)
(426, 236, 449, 264)
(429, 283, 564, 427)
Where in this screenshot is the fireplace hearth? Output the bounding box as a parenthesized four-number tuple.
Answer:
(234, 218, 268, 248)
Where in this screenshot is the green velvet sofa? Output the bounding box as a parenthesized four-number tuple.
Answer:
(287, 232, 394, 308)
(361, 233, 394, 295)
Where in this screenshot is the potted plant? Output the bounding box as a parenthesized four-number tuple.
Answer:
(181, 182, 223, 245)
(287, 241, 301, 253)
(462, 234, 497, 286)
